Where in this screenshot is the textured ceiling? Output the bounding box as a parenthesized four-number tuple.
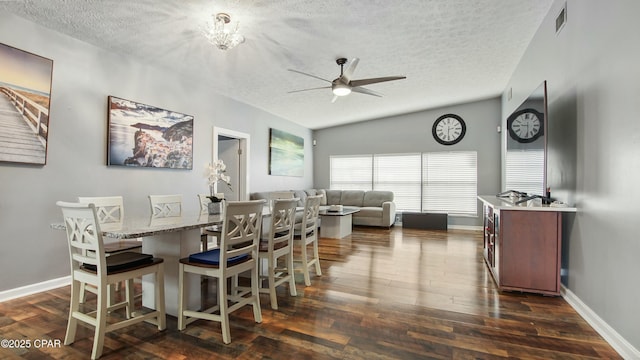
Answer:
(0, 0, 553, 129)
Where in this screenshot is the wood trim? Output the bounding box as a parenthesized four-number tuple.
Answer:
(0, 276, 70, 302)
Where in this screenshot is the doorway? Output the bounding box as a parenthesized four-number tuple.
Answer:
(213, 127, 250, 201)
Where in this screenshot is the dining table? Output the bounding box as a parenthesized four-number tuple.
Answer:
(52, 211, 224, 317)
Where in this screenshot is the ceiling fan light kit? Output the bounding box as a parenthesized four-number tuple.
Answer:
(332, 83, 351, 96)
(288, 57, 406, 102)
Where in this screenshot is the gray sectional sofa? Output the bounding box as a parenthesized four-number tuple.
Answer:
(250, 189, 396, 228)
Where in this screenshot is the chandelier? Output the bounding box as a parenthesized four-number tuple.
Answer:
(203, 13, 245, 51)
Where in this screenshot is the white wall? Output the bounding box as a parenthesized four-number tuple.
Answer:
(0, 13, 313, 291)
(504, 0, 640, 353)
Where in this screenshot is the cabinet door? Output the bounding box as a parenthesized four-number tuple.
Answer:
(500, 211, 560, 293)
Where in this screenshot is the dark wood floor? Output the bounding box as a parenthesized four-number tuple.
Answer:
(0, 227, 621, 359)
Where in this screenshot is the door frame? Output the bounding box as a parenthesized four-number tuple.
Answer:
(212, 127, 250, 201)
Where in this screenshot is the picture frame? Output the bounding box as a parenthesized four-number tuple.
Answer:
(107, 96, 193, 169)
(268, 128, 304, 176)
(0, 43, 54, 165)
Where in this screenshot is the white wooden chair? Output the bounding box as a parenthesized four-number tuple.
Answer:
(57, 201, 166, 359)
(78, 196, 143, 252)
(198, 193, 222, 251)
(77, 196, 142, 307)
(293, 195, 323, 286)
(268, 191, 295, 210)
(258, 198, 298, 310)
(177, 200, 265, 344)
(148, 194, 182, 218)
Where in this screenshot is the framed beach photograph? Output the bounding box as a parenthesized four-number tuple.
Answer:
(107, 96, 193, 169)
(0, 43, 54, 165)
(268, 128, 304, 176)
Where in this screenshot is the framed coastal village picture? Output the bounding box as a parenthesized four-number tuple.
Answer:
(0, 42, 54, 165)
(268, 128, 304, 176)
(107, 96, 193, 169)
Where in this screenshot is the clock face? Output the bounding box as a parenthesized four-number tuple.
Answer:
(507, 108, 544, 143)
(432, 114, 466, 145)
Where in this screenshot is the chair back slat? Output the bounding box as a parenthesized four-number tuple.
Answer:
(78, 196, 124, 231)
(219, 200, 265, 267)
(302, 195, 322, 235)
(149, 194, 182, 218)
(268, 191, 294, 210)
(267, 199, 298, 252)
(197, 194, 210, 215)
(57, 201, 105, 272)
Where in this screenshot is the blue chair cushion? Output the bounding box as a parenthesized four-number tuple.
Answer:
(188, 249, 249, 265)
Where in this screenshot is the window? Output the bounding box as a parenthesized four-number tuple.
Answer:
(330, 151, 478, 216)
(373, 154, 421, 212)
(505, 149, 544, 195)
(330, 155, 372, 190)
(422, 151, 477, 216)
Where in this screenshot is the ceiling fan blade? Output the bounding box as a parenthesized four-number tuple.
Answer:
(341, 57, 360, 82)
(288, 86, 331, 93)
(349, 76, 406, 87)
(331, 95, 339, 103)
(287, 69, 332, 83)
(351, 86, 383, 97)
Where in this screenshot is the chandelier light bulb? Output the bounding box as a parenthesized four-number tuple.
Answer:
(203, 12, 245, 51)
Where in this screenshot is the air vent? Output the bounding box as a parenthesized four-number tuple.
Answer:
(556, 3, 567, 34)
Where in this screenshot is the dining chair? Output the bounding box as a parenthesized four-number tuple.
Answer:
(293, 195, 323, 286)
(57, 201, 166, 360)
(198, 193, 222, 251)
(177, 200, 265, 344)
(149, 194, 182, 218)
(77, 196, 142, 307)
(258, 198, 298, 310)
(268, 191, 295, 209)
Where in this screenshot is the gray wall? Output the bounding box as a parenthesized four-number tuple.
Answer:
(503, 0, 640, 350)
(313, 98, 502, 227)
(0, 13, 313, 291)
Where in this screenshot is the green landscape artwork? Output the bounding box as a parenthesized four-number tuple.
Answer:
(269, 128, 303, 176)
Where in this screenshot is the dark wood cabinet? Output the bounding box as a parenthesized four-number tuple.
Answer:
(480, 196, 573, 296)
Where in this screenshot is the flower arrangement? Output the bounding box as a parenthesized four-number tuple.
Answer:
(207, 159, 231, 202)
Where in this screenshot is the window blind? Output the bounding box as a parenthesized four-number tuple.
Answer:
(373, 153, 422, 212)
(422, 151, 477, 216)
(330, 151, 478, 216)
(330, 155, 373, 190)
(505, 149, 545, 195)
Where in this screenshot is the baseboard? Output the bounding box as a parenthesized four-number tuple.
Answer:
(562, 285, 640, 359)
(397, 224, 482, 231)
(448, 225, 482, 231)
(0, 276, 70, 303)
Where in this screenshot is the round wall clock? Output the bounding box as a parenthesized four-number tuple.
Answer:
(432, 114, 466, 145)
(507, 108, 544, 143)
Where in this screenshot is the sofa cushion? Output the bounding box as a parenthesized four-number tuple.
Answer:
(250, 192, 271, 201)
(316, 189, 327, 205)
(293, 190, 307, 207)
(341, 190, 365, 207)
(355, 207, 383, 218)
(363, 191, 394, 207)
(325, 190, 342, 205)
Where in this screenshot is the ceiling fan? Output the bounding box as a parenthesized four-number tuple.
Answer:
(288, 58, 406, 103)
